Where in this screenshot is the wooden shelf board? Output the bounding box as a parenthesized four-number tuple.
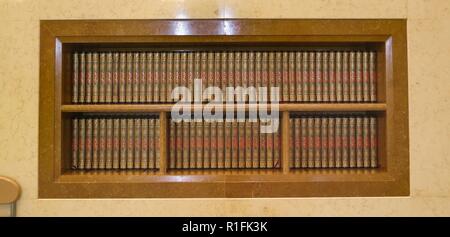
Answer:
(61, 103, 387, 113)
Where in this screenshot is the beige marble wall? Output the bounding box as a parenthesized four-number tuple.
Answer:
(0, 0, 449, 216)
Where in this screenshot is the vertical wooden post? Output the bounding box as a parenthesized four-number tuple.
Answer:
(159, 111, 168, 174)
(281, 111, 290, 174)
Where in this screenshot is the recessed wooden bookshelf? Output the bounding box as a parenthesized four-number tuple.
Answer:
(39, 19, 409, 198)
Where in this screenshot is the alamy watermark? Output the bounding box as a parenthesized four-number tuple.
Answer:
(170, 79, 280, 133)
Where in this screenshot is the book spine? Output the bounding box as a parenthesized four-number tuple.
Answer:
(179, 52, 187, 100)
(175, 121, 183, 169)
(322, 52, 330, 102)
(290, 117, 296, 168)
(300, 117, 308, 168)
(273, 121, 280, 168)
(268, 52, 276, 102)
(146, 52, 153, 103)
(232, 121, 239, 168)
(85, 118, 92, 169)
(200, 52, 208, 100)
(153, 52, 160, 103)
(148, 118, 155, 169)
(214, 52, 221, 88)
(203, 121, 210, 169)
(141, 118, 149, 169)
(266, 127, 274, 168)
(302, 52, 309, 102)
(248, 52, 255, 94)
(363, 116, 370, 167)
(126, 118, 134, 169)
(221, 52, 228, 96)
(321, 117, 328, 168)
(307, 117, 314, 168)
(173, 52, 180, 102)
(370, 117, 378, 167)
(207, 52, 215, 94)
(259, 120, 267, 168)
(362, 52, 370, 102)
(328, 117, 335, 168)
(315, 52, 322, 102)
(224, 121, 232, 168)
(261, 52, 268, 100)
(189, 121, 196, 168)
(79, 53, 85, 103)
(349, 116, 357, 168)
(119, 119, 127, 169)
(78, 118, 85, 169)
(356, 116, 364, 167)
(239, 120, 247, 168)
(105, 53, 113, 103)
(308, 52, 316, 102)
(342, 52, 349, 102)
(236, 52, 243, 94)
(125, 53, 133, 103)
(99, 53, 106, 103)
(244, 119, 253, 169)
(72, 53, 79, 103)
(167, 52, 173, 102)
(210, 121, 217, 169)
(255, 52, 262, 96)
(105, 118, 113, 169)
(182, 121, 190, 169)
(314, 117, 321, 168)
(369, 52, 377, 102)
(228, 52, 235, 97)
(341, 117, 349, 168)
(282, 52, 289, 102)
(349, 52, 356, 102)
(356, 51, 363, 102)
(155, 118, 160, 169)
(252, 120, 260, 169)
(112, 53, 119, 103)
(112, 119, 120, 169)
(139, 52, 147, 103)
(118, 53, 126, 103)
(169, 120, 175, 169)
(335, 117, 342, 168)
(335, 52, 343, 102)
(134, 118, 141, 169)
(329, 52, 336, 102)
(92, 53, 99, 103)
(98, 118, 106, 169)
(160, 52, 167, 103)
(217, 121, 225, 169)
(275, 52, 284, 102)
(85, 53, 92, 103)
(295, 52, 302, 102)
(72, 118, 78, 169)
(288, 52, 296, 102)
(196, 121, 203, 169)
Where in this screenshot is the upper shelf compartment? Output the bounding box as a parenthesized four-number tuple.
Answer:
(61, 42, 387, 106)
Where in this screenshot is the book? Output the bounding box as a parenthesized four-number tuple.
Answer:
(300, 117, 308, 168)
(214, 52, 221, 89)
(134, 118, 141, 169)
(315, 52, 322, 102)
(369, 52, 377, 102)
(261, 52, 269, 101)
(146, 52, 153, 103)
(268, 52, 276, 102)
(370, 117, 378, 167)
(119, 119, 127, 169)
(141, 118, 149, 169)
(99, 118, 106, 169)
(224, 121, 232, 168)
(153, 52, 160, 103)
(189, 121, 196, 168)
(85, 53, 93, 103)
(329, 52, 336, 102)
(217, 121, 225, 169)
(349, 52, 356, 102)
(167, 52, 173, 102)
(341, 117, 349, 167)
(179, 52, 187, 100)
(348, 116, 356, 168)
(112, 53, 119, 103)
(322, 52, 330, 102)
(295, 52, 302, 102)
(342, 52, 349, 102)
(92, 118, 99, 169)
(126, 118, 134, 169)
(160, 52, 167, 103)
(79, 118, 85, 169)
(173, 52, 181, 102)
(273, 121, 280, 168)
(290, 118, 295, 168)
(302, 52, 309, 102)
(105, 118, 113, 169)
(210, 121, 217, 169)
(203, 121, 210, 169)
(154, 118, 160, 169)
(99, 53, 106, 103)
(196, 121, 203, 169)
(105, 53, 113, 103)
(356, 116, 364, 168)
(356, 51, 363, 102)
(259, 120, 267, 168)
(92, 53, 99, 103)
(112, 118, 120, 169)
(72, 53, 79, 103)
(327, 117, 335, 168)
(362, 52, 370, 102)
(275, 52, 283, 102)
(307, 117, 314, 168)
(288, 52, 296, 102)
(363, 116, 370, 167)
(139, 52, 147, 103)
(252, 120, 260, 168)
(335, 52, 343, 102)
(282, 52, 289, 102)
(148, 118, 155, 169)
(232, 121, 239, 168)
(220, 52, 227, 95)
(85, 118, 93, 169)
(238, 120, 246, 168)
(248, 52, 255, 94)
(335, 117, 342, 168)
(118, 53, 126, 103)
(313, 117, 321, 168)
(72, 118, 78, 169)
(175, 120, 183, 169)
(125, 52, 133, 103)
(169, 120, 176, 169)
(320, 117, 328, 168)
(79, 53, 86, 103)
(308, 52, 316, 102)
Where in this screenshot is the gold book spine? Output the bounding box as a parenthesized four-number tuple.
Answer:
(125, 53, 133, 103)
(302, 52, 309, 102)
(288, 52, 296, 102)
(92, 118, 99, 170)
(153, 52, 160, 103)
(362, 52, 370, 102)
(356, 51, 363, 102)
(315, 52, 322, 102)
(99, 53, 106, 103)
(369, 52, 377, 102)
(72, 118, 78, 169)
(78, 118, 85, 169)
(105, 53, 113, 103)
(327, 117, 335, 168)
(160, 52, 167, 103)
(363, 116, 371, 167)
(98, 118, 106, 169)
(146, 52, 153, 103)
(335, 117, 342, 168)
(139, 52, 147, 103)
(329, 52, 336, 102)
(356, 116, 364, 167)
(118, 53, 126, 103)
(79, 53, 85, 103)
(320, 117, 328, 168)
(300, 117, 308, 168)
(349, 52, 356, 102)
(349, 116, 356, 168)
(85, 53, 92, 103)
(342, 52, 350, 102)
(85, 118, 92, 169)
(322, 52, 330, 102)
(112, 53, 119, 103)
(119, 119, 127, 169)
(259, 121, 267, 168)
(203, 121, 210, 169)
(134, 118, 141, 169)
(126, 119, 134, 169)
(166, 52, 173, 102)
(148, 118, 155, 169)
(92, 53, 99, 103)
(141, 118, 149, 169)
(370, 117, 378, 167)
(72, 53, 79, 103)
(105, 118, 113, 169)
(196, 121, 204, 169)
(112, 119, 120, 169)
(154, 118, 160, 169)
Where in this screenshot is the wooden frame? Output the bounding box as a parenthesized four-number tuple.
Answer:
(39, 19, 409, 198)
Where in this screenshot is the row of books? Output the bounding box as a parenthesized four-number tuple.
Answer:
(71, 117, 160, 170)
(71, 50, 377, 104)
(290, 115, 378, 168)
(169, 120, 281, 169)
